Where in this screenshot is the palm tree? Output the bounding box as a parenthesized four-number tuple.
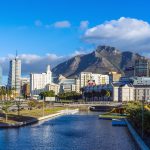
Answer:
(87, 92, 92, 101)
(83, 92, 88, 102)
(6, 88, 13, 100)
(101, 89, 107, 101)
(96, 91, 101, 101)
(92, 90, 96, 101)
(0, 87, 6, 100)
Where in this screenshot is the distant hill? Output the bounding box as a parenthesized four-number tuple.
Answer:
(52, 45, 144, 78)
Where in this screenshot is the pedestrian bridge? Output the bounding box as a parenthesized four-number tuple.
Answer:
(63, 102, 122, 107)
(60, 102, 123, 111)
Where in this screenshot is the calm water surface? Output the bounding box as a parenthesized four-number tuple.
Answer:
(0, 112, 139, 150)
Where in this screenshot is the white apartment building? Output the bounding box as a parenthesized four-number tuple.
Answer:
(45, 83, 60, 95)
(112, 83, 134, 102)
(80, 72, 109, 87)
(8, 56, 21, 94)
(92, 74, 109, 85)
(75, 78, 80, 93)
(80, 72, 92, 87)
(120, 84, 134, 101)
(132, 77, 150, 85)
(20, 77, 30, 86)
(134, 85, 150, 101)
(30, 65, 52, 96)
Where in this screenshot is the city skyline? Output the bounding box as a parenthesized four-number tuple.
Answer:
(0, 1, 149, 148)
(1, 0, 150, 83)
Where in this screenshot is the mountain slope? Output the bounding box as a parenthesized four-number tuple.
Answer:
(52, 45, 145, 78)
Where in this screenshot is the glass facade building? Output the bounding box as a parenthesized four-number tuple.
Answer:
(134, 59, 149, 77)
(8, 57, 21, 94)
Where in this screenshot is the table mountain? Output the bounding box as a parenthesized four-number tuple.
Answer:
(52, 45, 144, 78)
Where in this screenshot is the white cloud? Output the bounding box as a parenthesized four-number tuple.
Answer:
(35, 20, 42, 27)
(80, 21, 89, 30)
(0, 50, 87, 76)
(53, 21, 71, 28)
(70, 50, 87, 57)
(0, 53, 66, 76)
(83, 17, 150, 52)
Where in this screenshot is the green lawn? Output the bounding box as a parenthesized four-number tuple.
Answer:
(0, 107, 65, 124)
(12, 107, 65, 118)
(99, 113, 127, 119)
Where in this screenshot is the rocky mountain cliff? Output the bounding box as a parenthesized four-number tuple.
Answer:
(52, 45, 144, 78)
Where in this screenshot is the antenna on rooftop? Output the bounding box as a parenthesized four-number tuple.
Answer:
(16, 50, 18, 57)
(15, 50, 19, 59)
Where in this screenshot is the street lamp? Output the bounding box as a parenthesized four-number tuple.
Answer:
(42, 98, 45, 117)
(141, 89, 146, 139)
(141, 99, 144, 139)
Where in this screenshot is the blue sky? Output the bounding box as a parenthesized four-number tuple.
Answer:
(1, 0, 150, 83)
(0, 0, 150, 56)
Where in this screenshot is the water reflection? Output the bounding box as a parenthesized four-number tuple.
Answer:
(0, 112, 139, 150)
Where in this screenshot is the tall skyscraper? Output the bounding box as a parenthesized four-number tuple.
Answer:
(0, 65, 2, 85)
(8, 54, 21, 94)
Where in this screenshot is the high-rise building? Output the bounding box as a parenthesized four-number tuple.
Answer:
(134, 58, 149, 77)
(8, 56, 21, 94)
(30, 65, 52, 96)
(0, 65, 2, 85)
(124, 67, 134, 77)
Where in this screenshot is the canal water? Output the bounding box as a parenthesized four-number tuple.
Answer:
(0, 112, 139, 150)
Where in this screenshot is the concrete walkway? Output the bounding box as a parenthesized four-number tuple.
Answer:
(125, 119, 150, 150)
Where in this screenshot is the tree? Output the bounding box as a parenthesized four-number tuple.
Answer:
(27, 100, 37, 110)
(105, 90, 112, 101)
(100, 89, 107, 101)
(0, 88, 6, 100)
(15, 100, 23, 116)
(92, 90, 97, 101)
(96, 91, 101, 101)
(0, 87, 15, 100)
(57, 91, 81, 101)
(83, 92, 88, 101)
(39, 90, 55, 100)
(6, 88, 13, 100)
(1, 101, 13, 122)
(87, 92, 92, 101)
